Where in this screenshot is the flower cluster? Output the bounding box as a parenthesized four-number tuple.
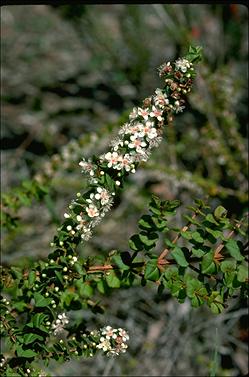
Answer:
(63, 185, 114, 241)
(53, 54, 196, 245)
(79, 158, 96, 177)
(96, 326, 129, 356)
(175, 57, 192, 73)
(51, 313, 69, 335)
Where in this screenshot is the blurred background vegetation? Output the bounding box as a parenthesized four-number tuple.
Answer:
(1, 4, 248, 376)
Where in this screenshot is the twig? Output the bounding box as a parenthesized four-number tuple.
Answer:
(87, 264, 114, 273)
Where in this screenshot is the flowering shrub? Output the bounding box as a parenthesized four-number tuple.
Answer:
(1, 46, 248, 377)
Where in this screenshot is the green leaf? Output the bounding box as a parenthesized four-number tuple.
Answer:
(103, 173, 115, 191)
(80, 283, 94, 298)
(210, 303, 224, 314)
(225, 239, 244, 261)
(138, 215, 155, 230)
(237, 264, 248, 282)
(139, 231, 158, 249)
(162, 200, 181, 214)
(191, 231, 204, 243)
(129, 234, 144, 251)
(55, 270, 64, 285)
(205, 228, 222, 240)
(191, 247, 205, 258)
(97, 279, 110, 294)
(144, 259, 160, 281)
(223, 271, 236, 288)
(149, 194, 161, 209)
(164, 238, 175, 249)
(112, 254, 130, 271)
(16, 348, 37, 358)
(74, 262, 86, 276)
(180, 231, 192, 240)
(149, 200, 161, 216)
(185, 45, 202, 63)
(23, 333, 43, 345)
(33, 313, 47, 328)
(201, 251, 216, 274)
(220, 260, 236, 273)
(186, 279, 205, 298)
(151, 216, 168, 231)
(171, 247, 189, 267)
(34, 292, 51, 307)
(106, 270, 121, 288)
(205, 214, 219, 225)
(12, 301, 27, 312)
(163, 266, 180, 283)
(214, 206, 227, 220)
(183, 215, 200, 226)
(169, 280, 183, 297)
(191, 295, 203, 307)
(10, 267, 23, 280)
(208, 293, 224, 314)
(28, 271, 36, 285)
(61, 291, 80, 307)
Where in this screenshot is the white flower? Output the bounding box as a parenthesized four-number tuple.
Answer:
(104, 152, 120, 168)
(129, 107, 138, 120)
(149, 106, 164, 121)
(95, 187, 111, 205)
(118, 122, 130, 135)
(137, 107, 150, 120)
(174, 105, 185, 113)
(81, 226, 93, 241)
(148, 136, 163, 149)
(79, 158, 95, 176)
(175, 58, 191, 73)
(121, 122, 141, 137)
(86, 204, 99, 218)
(138, 121, 158, 140)
(117, 154, 134, 172)
(96, 338, 112, 352)
(110, 138, 124, 151)
(154, 88, 169, 108)
(101, 326, 118, 340)
(128, 135, 147, 152)
(118, 328, 129, 341)
(107, 349, 120, 356)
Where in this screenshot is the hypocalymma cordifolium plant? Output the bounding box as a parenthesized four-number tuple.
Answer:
(1, 46, 248, 377)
